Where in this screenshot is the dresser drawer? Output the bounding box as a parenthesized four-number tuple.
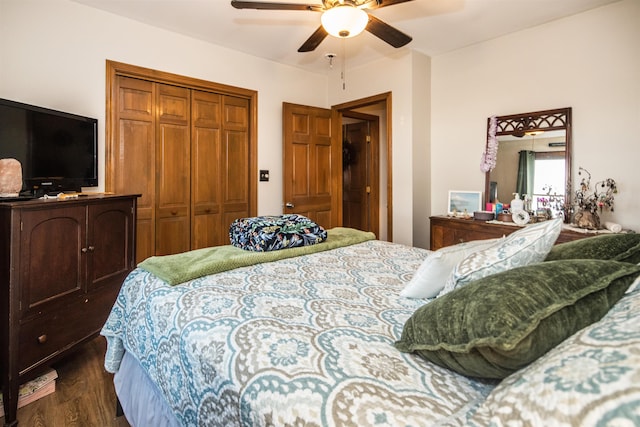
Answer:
(431, 218, 504, 249)
(18, 287, 119, 373)
(451, 228, 502, 244)
(430, 215, 595, 251)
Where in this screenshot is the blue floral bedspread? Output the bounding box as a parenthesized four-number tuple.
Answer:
(101, 240, 495, 426)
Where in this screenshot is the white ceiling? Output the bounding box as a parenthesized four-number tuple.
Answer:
(71, 0, 619, 73)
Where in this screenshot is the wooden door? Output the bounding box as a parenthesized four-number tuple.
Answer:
(343, 122, 367, 230)
(155, 84, 191, 255)
(110, 76, 155, 263)
(342, 113, 379, 236)
(282, 102, 339, 228)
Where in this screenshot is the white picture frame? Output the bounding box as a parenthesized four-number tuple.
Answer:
(448, 191, 483, 216)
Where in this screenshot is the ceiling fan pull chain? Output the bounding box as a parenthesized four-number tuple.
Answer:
(341, 39, 347, 90)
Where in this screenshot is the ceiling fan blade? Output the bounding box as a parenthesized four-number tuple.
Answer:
(298, 25, 329, 52)
(231, 1, 323, 12)
(360, 0, 413, 10)
(365, 14, 412, 48)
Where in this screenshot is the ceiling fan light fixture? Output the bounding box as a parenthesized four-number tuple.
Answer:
(321, 5, 369, 39)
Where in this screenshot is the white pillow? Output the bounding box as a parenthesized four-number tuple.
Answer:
(401, 238, 502, 299)
(437, 218, 563, 298)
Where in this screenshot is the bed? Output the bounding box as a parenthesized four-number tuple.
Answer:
(102, 221, 640, 427)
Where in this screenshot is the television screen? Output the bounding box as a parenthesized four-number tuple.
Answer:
(0, 98, 98, 195)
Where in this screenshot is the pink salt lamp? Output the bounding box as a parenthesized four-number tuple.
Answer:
(0, 158, 23, 197)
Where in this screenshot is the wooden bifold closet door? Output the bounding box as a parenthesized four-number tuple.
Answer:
(106, 62, 257, 263)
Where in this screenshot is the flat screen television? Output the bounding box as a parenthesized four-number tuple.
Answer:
(0, 98, 98, 196)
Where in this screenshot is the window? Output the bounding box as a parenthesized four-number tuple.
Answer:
(533, 152, 565, 215)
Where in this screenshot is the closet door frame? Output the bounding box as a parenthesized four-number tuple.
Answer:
(105, 60, 258, 255)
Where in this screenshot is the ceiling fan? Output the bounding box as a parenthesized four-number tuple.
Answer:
(231, 0, 413, 52)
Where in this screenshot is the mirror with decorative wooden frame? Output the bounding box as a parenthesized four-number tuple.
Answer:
(484, 107, 572, 217)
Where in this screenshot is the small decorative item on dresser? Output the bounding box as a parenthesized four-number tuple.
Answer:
(573, 167, 617, 230)
(474, 210, 495, 221)
(512, 209, 531, 225)
(448, 191, 483, 217)
(0, 158, 23, 197)
(574, 210, 600, 230)
(497, 212, 513, 222)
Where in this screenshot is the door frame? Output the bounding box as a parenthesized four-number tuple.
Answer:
(332, 92, 392, 241)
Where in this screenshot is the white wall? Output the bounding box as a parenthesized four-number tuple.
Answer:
(328, 50, 431, 246)
(411, 53, 431, 248)
(431, 0, 640, 232)
(0, 0, 328, 217)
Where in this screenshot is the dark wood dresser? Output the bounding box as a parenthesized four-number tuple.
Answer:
(0, 194, 138, 426)
(430, 215, 591, 251)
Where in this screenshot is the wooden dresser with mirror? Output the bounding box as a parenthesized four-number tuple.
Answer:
(431, 107, 594, 251)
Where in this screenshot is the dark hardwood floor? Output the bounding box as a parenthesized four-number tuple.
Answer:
(1, 337, 131, 427)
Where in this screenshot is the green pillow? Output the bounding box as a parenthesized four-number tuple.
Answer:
(545, 233, 640, 264)
(394, 259, 640, 379)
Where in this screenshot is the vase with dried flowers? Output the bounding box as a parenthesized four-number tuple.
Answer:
(573, 167, 617, 230)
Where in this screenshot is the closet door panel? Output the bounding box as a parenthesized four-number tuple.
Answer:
(222, 96, 250, 232)
(113, 76, 155, 263)
(224, 98, 248, 127)
(156, 85, 191, 255)
(224, 130, 249, 203)
(191, 92, 222, 249)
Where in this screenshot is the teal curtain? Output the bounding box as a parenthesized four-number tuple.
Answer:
(516, 150, 535, 196)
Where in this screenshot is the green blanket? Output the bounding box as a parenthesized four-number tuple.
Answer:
(138, 227, 376, 285)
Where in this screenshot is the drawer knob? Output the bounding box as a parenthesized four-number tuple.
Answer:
(37, 334, 48, 344)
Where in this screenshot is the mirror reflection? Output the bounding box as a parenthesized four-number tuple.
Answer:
(484, 108, 572, 219)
